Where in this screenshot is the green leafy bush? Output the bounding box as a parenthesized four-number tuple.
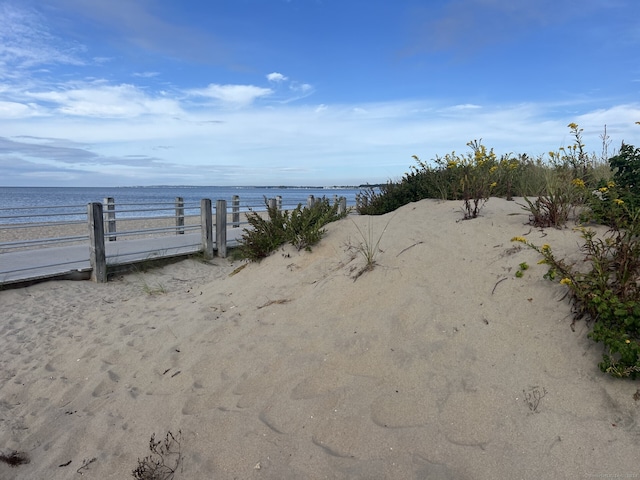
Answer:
(442, 140, 499, 219)
(239, 201, 288, 261)
(609, 142, 640, 209)
(581, 180, 627, 228)
(239, 197, 347, 261)
(578, 142, 640, 228)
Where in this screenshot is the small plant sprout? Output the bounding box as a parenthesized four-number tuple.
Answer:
(515, 261, 529, 278)
(351, 214, 394, 279)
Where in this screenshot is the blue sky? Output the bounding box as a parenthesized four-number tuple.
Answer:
(0, 0, 639, 187)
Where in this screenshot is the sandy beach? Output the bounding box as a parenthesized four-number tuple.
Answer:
(1, 197, 639, 479)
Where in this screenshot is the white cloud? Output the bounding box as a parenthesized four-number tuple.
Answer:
(267, 72, 288, 82)
(443, 104, 482, 111)
(187, 84, 273, 108)
(291, 83, 313, 93)
(0, 101, 36, 118)
(23, 83, 184, 118)
(133, 71, 160, 78)
(0, 3, 85, 75)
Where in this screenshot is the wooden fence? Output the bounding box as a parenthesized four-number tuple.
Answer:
(0, 195, 348, 285)
(89, 195, 346, 282)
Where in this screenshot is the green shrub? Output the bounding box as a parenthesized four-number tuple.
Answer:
(519, 123, 599, 228)
(286, 199, 344, 251)
(609, 142, 640, 209)
(454, 140, 498, 219)
(356, 182, 415, 216)
(239, 201, 288, 261)
(519, 170, 585, 228)
(357, 123, 624, 218)
(239, 197, 347, 261)
(581, 180, 628, 228)
(356, 140, 499, 217)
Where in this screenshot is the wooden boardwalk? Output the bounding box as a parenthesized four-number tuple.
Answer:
(0, 228, 243, 286)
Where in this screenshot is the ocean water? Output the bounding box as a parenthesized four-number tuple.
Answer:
(0, 186, 361, 224)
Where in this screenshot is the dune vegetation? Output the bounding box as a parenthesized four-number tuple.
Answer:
(362, 122, 640, 378)
(241, 122, 640, 379)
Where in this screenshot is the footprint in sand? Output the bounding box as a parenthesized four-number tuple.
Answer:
(438, 390, 499, 447)
(91, 369, 120, 397)
(370, 391, 440, 429)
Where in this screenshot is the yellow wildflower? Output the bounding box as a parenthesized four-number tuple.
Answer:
(571, 178, 586, 188)
(537, 259, 548, 265)
(490, 165, 498, 173)
(541, 244, 550, 252)
(614, 198, 624, 205)
(447, 160, 458, 169)
(568, 122, 578, 130)
(599, 187, 608, 193)
(625, 340, 631, 344)
(490, 182, 498, 188)
(511, 236, 527, 243)
(560, 278, 572, 286)
(607, 181, 615, 188)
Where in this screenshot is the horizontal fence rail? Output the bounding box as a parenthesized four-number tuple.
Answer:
(0, 194, 349, 285)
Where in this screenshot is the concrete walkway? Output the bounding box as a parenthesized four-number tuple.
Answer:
(0, 229, 243, 286)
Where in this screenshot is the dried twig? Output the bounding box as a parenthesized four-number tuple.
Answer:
(132, 430, 182, 480)
(77, 457, 96, 475)
(257, 299, 291, 309)
(492, 277, 508, 295)
(396, 241, 424, 257)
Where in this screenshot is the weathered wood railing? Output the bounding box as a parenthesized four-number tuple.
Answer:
(0, 195, 348, 285)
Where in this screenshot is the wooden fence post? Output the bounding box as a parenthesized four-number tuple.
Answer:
(307, 195, 315, 208)
(216, 199, 227, 258)
(175, 197, 184, 235)
(201, 199, 214, 260)
(276, 195, 282, 210)
(339, 196, 347, 215)
(88, 202, 107, 283)
(104, 197, 116, 241)
(232, 195, 240, 228)
(268, 198, 277, 211)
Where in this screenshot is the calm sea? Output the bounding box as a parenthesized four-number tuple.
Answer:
(0, 186, 362, 224)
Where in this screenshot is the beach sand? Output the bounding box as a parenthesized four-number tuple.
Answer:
(1, 198, 639, 479)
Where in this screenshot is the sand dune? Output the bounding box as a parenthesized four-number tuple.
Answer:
(1, 198, 639, 479)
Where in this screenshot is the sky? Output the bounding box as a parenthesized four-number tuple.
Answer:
(0, 0, 639, 187)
